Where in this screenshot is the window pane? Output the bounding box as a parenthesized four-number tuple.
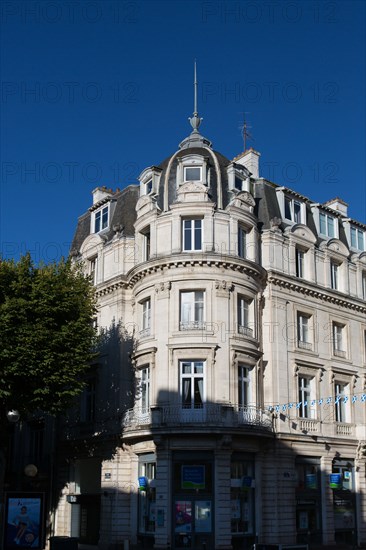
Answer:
(182, 363, 191, 374)
(294, 201, 301, 223)
(327, 216, 334, 237)
(184, 220, 192, 250)
(358, 230, 364, 251)
(351, 227, 357, 248)
(95, 211, 101, 233)
(102, 207, 108, 229)
(319, 213, 326, 235)
(194, 220, 202, 250)
(285, 197, 292, 220)
(185, 167, 201, 181)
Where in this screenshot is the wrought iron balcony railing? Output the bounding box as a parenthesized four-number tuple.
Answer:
(122, 403, 273, 431)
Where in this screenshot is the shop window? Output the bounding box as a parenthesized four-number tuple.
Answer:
(230, 457, 255, 535)
(295, 458, 322, 545)
(138, 455, 156, 534)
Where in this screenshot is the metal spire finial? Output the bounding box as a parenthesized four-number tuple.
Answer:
(189, 60, 202, 133)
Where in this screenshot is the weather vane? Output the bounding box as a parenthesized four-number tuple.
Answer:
(239, 112, 254, 151)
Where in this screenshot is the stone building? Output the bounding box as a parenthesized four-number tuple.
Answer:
(52, 102, 366, 550)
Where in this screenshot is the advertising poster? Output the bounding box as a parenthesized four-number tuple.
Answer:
(3, 493, 44, 549)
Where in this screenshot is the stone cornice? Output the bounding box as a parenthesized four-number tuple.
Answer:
(128, 254, 267, 287)
(267, 272, 366, 314)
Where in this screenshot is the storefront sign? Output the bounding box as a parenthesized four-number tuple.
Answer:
(330, 473, 342, 489)
(182, 466, 205, 490)
(138, 476, 148, 491)
(305, 474, 317, 489)
(3, 492, 44, 550)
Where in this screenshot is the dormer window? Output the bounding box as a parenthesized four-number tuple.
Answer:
(319, 212, 335, 238)
(184, 166, 202, 182)
(285, 197, 303, 224)
(351, 226, 365, 251)
(145, 179, 153, 194)
(94, 205, 109, 233)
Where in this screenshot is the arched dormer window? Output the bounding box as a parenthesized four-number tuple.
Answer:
(139, 166, 162, 197)
(177, 154, 209, 186)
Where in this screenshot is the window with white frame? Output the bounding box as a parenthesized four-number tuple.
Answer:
(141, 298, 151, 337)
(238, 226, 247, 258)
(295, 248, 305, 278)
(238, 295, 253, 337)
(298, 376, 316, 418)
(88, 256, 97, 285)
(362, 272, 366, 300)
(141, 226, 151, 261)
(94, 205, 109, 233)
(182, 218, 203, 251)
(319, 212, 335, 238)
(238, 365, 250, 407)
(334, 381, 349, 423)
(184, 166, 202, 182)
(297, 313, 312, 350)
(180, 360, 205, 410)
(330, 261, 339, 290)
(140, 366, 150, 415)
(351, 226, 365, 251)
(285, 196, 303, 224)
(180, 290, 205, 330)
(332, 322, 346, 357)
(145, 179, 153, 195)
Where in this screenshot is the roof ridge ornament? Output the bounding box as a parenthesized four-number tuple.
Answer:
(188, 60, 202, 133)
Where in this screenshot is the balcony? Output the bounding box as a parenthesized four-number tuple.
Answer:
(333, 348, 346, 358)
(179, 321, 206, 331)
(139, 327, 151, 338)
(335, 422, 354, 436)
(122, 403, 273, 432)
(298, 340, 312, 351)
(238, 325, 254, 337)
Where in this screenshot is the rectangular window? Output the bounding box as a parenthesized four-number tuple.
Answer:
(89, 257, 97, 285)
(334, 382, 348, 423)
(94, 205, 109, 233)
(238, 296, 253, 337)
(141, 298, 151, 336)
(235, 176, 243, 190)
(362, 272, 366, 300)
(180, 361, 204, 410)
(285, 197, 303, 223)
(298, 376, 314, 418)
(80, 378, 96, 423)
(145, 179, 153, 194)
(180, 291, 205, 330)
(143, 229, 151, 261)
(238, 365, 250, 407)
(320, 212, 335, 238)
(333, 323, 346, 356)
(184, 166, 201, 181)
(183, 219, 202, 251)
(238, 226, 247, 258)
(351, 226, 365, 250)
(138, 455, 156, 534)
(28, 420, 45, 466)
(298, 314, 312, 350)
(141, 366, 150, 414)
(330, 262, 338, 290)
(296, 248, 304, 278)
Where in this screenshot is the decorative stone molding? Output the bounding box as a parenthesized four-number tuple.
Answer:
(267, 274, 366, 314)
(176, 181, 210, 203)
(229, 191, 255, 211)
(154, 281, 171, 298)
(215, 280, 233, 296)
(270, 217, 282, 230)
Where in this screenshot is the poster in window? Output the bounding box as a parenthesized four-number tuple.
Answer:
(3, 493, 44, 549)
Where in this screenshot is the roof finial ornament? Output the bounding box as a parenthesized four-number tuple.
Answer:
(189, 60, 202, 133)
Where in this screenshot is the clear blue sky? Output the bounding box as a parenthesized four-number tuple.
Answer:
(1, 0, 365, 263)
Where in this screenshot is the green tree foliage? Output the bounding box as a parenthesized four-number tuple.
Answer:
(0, 254, 98, 417)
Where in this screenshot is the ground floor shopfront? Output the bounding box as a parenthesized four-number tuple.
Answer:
(54, 435, 366, 549)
